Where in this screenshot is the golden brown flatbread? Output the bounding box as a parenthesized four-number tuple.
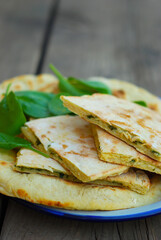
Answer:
(22, 116, 128, 182)
(0, 148, 159, 210)
(89, 77, 161, 113)
(92, 125, 161, 175)
(0, 74, 58, 100)
(15, 149, 150, 194)
(61, 94, 161, 162)
(0, 74, 161, 210)
(1, 74, 161, 114)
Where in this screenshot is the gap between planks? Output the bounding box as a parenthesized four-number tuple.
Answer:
(0, 0, 60, 234)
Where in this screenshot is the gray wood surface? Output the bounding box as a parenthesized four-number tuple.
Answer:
(1, 0, 161, 239)
(0, 0, 52, 80)
(0, 0, 53, 234)
(44, 0, 161, 96)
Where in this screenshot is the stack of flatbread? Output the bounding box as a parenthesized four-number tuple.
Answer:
(1, 75, 161, 210)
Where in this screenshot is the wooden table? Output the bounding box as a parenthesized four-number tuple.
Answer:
(0, 0, 161, 239)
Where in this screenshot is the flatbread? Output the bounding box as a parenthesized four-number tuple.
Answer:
(14, 148, 77, 182)
(16, 148, 68, 174)
(61, 94, 161, 162)
(22, 116, 129, 182)
(1, 74, 161, 114)
(0, 148, 160, 210)
(15, 149, 150, 194)
(96, 169, 150, 194)
(92, 125, 161, 175)
(0, 74, 58, 100)
(1, 74, 160, 113)
(0, 75, 160, 209)
(89, 77, 161, 113)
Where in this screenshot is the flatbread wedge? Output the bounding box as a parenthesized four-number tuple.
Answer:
(92, 125, 161, 175)
(14, 148, 77, 182)
(22, 116, 129, 182)
(15, 149, 150, 194)
(89, 77, 161, 113)
(61, 94, 161, 162)
(96, 169, 150, 194)
(0, 148, 160, 210)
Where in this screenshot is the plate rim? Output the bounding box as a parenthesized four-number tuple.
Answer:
(14, 198, 161, 221)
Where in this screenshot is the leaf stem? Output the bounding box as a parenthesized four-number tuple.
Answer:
(49, 64, 83, 96)
(27, 146, 50, 158)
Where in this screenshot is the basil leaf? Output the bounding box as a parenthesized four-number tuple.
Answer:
(48, 93, 71, 116)
(133, 101, 148, 107)
(15, 91, 54, 106)
(0, 132, 49, 158)
(6, 83, 12, 96)
(68, 77, 112, 94)
(15, 91, 54, 118)
(18, 98, 51, 118)
(49, 64, 84, 96)
(0, 91, 26, 135)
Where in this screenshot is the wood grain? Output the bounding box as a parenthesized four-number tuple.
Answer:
(0, 201, 156, 240)
(0, 0, 53, 237)
(1, 0, 161, 239)
(0, 0, 52, 81)
(44, 0, 161, 96)
(43, 0, 161, 239)
(1, 201, 120, 240)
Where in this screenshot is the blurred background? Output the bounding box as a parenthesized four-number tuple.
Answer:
(0, 0, 161, 95)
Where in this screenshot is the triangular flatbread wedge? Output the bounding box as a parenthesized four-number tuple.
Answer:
(92, 125, 161, 175)
(96, 169, 150, 194)
(15, 149, 150, 194)
(14, 148, 77, 182)
(22, 116, 129, 182)
(61, 94, 161, 162)
(89, 77, 161, 113)
(0, 149, 160, 210)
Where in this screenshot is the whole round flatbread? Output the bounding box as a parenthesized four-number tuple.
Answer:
(1, 74, 161, 113)
(0, 74, 161, 210)
(0, 149, 161, 210)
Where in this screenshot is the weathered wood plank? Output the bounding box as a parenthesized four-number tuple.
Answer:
(44, 0, 161, 97)
(0, 0, 52, 81)
(1, 200, 156, 240)
(0, 0, 53, 235)
(43, 0, 161, 239)
(1, 200, 120, 240)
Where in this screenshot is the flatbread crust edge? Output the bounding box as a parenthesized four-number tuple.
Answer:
(1, 74, 161, 114)
(0, 74, 59, 100)
(0, 149, 161, 210)
(15, 149, 150, 194)
(89, 77, 161, 113)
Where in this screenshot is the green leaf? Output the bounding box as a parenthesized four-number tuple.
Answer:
(49, 64, 84, 96)
(0, 132, 50, 158)
(15, 91, 53, 106)
(48, 93, 71, 116)
(68, 77, 112, 94)
(0, 91, 26, 135)
(18, 98, 51, 118)
(6, 83, 12, 96)
(15, 91, 54, 118)
(133, 101, 148, 107)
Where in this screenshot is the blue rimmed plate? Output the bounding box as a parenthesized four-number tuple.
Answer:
(15, 198, 161, 221)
